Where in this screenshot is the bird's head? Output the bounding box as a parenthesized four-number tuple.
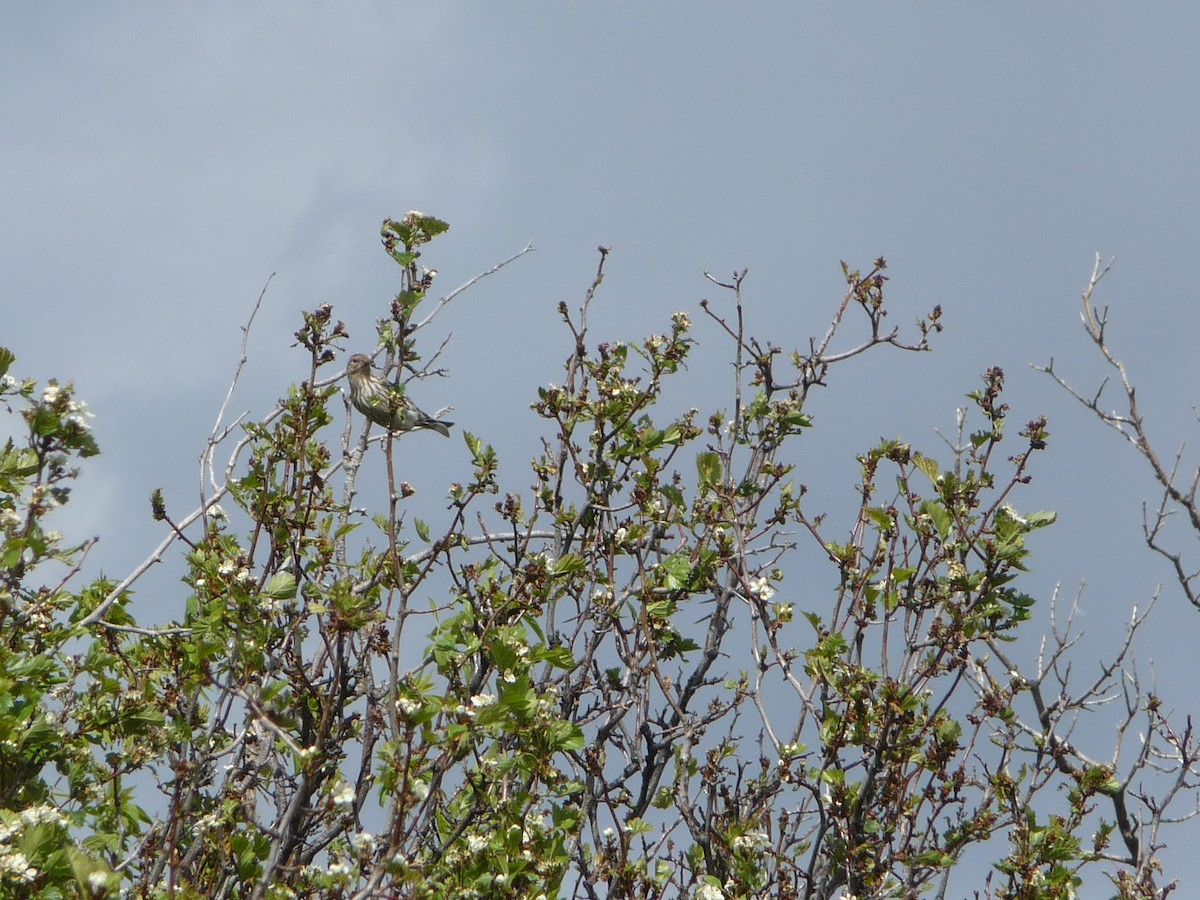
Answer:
(346, 354, 374, 380)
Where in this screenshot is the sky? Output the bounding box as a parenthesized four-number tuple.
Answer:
(3, 4, 1200, 890)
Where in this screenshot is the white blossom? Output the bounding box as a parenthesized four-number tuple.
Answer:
(348, 831, 374, 853)
(87, 871, 110, 890)
(732, 831, 768, 850)
(332, 784, 355, 808)
(0, 851, 35, 883)
(749, 576, 775, 601)
(1001, 502, 1027, 526)
(65, 399, 93, 430)
(467, 833, 488, 853)
(19, 805, 66, 828)
(327, 860, 351, 877)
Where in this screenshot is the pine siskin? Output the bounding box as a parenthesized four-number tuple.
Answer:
(345, 354, 453, 437)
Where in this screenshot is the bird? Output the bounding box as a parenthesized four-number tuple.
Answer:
(344, 353, 453, 437)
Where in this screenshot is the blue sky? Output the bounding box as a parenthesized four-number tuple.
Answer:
(4, 4, 1199, 887)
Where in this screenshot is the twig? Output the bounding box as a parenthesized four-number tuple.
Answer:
(411, 242, 535, 333)
(205, 274, 273, 497)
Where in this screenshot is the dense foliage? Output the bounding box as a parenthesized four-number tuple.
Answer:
(0, 217, 1195, 898)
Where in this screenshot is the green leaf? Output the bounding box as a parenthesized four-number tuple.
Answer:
(552, 554, 585, 576)
(415, 518, 431, 543)
(75, 431, 100, 458)
(550, 721, 585, 752)
(659, 554, 694, 591)
(819, 761, 845, 784)
(0, 347, 13, 379)
(464, 430, 483, 458)
(395, 289, 423, 311)
(264, 572, 297, 600)
(625, 817, 653, 836)
(782, 410, 812, 430)
(969, 430, 992, 449)
(661, 424, 683, 445)
(919, 499, 951, 540)
(696, 451, 721, 489)
(333, 521, 359, 539)
(0, 447, 38, 478)
(912, 452, 942, 485)
(660, 485, 685, 510)
(637, 428, 664, 453)
(936, 718, 963, 744)
(416, 214, 450, 237)
(914, 849, 955, 867)
(1026, 510, 1058, 530)
(646, 598, 677, 620)
(532, 646, 577, 670)
(865, 507, 895, 531)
